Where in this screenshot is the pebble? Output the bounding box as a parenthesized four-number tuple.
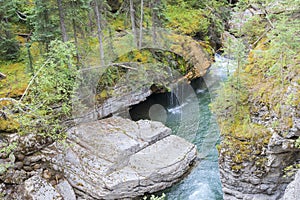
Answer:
(33, 164, 41, 170)
(16, 153, 25, 161)
(14, 162, 23, 170)
(43, 169, 52, 179)
(23, 166, 33, 172)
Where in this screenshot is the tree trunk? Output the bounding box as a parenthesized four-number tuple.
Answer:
(130, 0, 137, 47)
(72, 18, 80, 65)
(93, 0, 105, 66)
(138, 0, 144, 49)
(151, 0, 157, 45)
(57, 0, 68, 42)
(88, 7, 94, 34)
(26, 43, 34, 75)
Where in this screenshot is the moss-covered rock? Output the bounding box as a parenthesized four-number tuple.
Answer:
(212, 35, 300, 199)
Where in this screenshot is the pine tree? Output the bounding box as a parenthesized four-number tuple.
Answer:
(0, 0, 22, 60)
(31, 0, 59, 50)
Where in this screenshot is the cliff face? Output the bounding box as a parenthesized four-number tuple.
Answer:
(213, 33, 300, 200)
(211, 1, 300, 198)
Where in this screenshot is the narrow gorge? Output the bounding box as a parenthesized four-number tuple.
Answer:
(0, 0, 299, 199)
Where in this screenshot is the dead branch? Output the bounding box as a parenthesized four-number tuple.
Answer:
(0, 72, 6, 80)
(19, 58, 51, 103)
(0, 97, 27, 113)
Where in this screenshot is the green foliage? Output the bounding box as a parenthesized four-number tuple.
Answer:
(0, 142, 17, 155)
(0, 37, 20, 61)
(0, 61, 29, 98)
(240, 15, 268, 45)
(19, 40, 78, 139)
(163, 0, 229, 41)
(0, 142, 17, 175)
(212, 0, 300, 172)
(0, 0, 229, 139)
(0, 0, 25, 61)
(30, 0, 60, 47)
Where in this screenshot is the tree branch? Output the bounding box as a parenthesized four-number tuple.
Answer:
(19, 58, 51, 103)
(111, 63, 138, 70)
(79, 62, 138, 71)
(0, 97, 28, 113)
(0, 72, 6, 80)
(252, 27, 272, 47)
(16, 10, 27, 21)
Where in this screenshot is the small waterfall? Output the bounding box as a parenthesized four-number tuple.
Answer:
(167, 66, 175, 108)
(170, 90, 174, 108)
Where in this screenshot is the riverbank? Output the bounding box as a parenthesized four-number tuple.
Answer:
(211, 1, 300, 198)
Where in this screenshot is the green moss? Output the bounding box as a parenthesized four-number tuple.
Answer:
(0, 118, 19, 133)
(232, 154, 244, 164)
(240, 15, 268, 45)
(0, 62, 29, 98)
(283, 164, 300, 177)
(231, 165, 243, 172)
(212, 32, 300, 173)
(164, 5, 210, 37)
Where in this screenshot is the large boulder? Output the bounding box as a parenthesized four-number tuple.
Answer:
(49, 117, 197, 199)
(281, 170, 300, 200)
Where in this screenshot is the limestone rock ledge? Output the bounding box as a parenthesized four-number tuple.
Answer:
(219, 132, 300, 200)
(48, 117, 197, 199)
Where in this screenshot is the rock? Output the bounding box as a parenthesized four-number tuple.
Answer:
(23, 166, 33, 172)
(51, 117, 197, 199)
(281, 170, 300, 200)
(267, 133, 297, 154)
(56, 179, 76, 200)
(2, 169, 28, 184)
(5, 133, 52, 156)
(219, 130, 300, 200)
(72, 33, 211, 121)
(33, 163, 41, 170)
(24, 175, 62, 200)
(14, 162, 23, 170)
(16, 153, 25, 161)
(219, 72, 300, 200)
(42, 169, 52, 179)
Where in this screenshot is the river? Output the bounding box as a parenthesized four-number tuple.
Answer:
(129, 54, 234, 199)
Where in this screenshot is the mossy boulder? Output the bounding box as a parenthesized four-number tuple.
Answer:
(0, 118, 19, 133)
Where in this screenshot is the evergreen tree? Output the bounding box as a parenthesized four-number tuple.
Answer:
(0, 0, 23, 60)
(30, 0, 59, 50)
